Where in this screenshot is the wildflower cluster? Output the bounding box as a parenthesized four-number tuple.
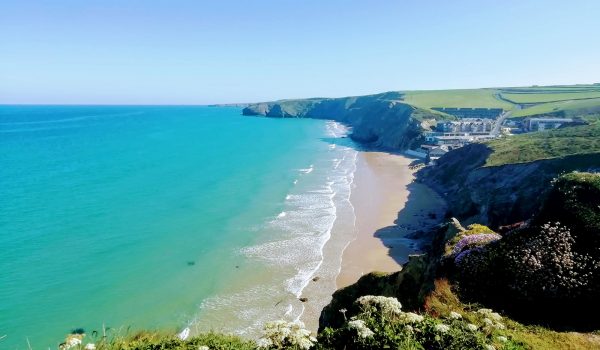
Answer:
(257, 320, 317, 349)
(450, 233, 502, 259)
(319, 296, 506, 350)
(505, 222, 600, 299)
(348, 319, 374, 339)
(355, 295, 402, 317)
(444, 224, 498, 257)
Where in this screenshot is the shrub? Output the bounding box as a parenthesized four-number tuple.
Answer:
(317, 296, 504, 350)
(504, 223, 599, 300)
(454, 221, 600, 328)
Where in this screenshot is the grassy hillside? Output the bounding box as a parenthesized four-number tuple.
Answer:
(501, 91, 600, 104)
(494, 85, 600, 117)
(401, 88, 513, 109)
(485, 116, 600, 166)
(511, 97, 600, 117)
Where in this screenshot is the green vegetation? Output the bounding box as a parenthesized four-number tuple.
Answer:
(500, 92, 600, 104)
(484, 117, 600, 166)
(54, 331, 256, 350)
(535, 172, 600, 250)
(401, 89, 513, 109)
(511, 98, 600, 117)
(425, 280, 600, 350)
(450, 173, 600, 330)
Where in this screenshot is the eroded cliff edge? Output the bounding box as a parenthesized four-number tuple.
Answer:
(418, 144, 600, 227)
(243, 92, 445, 151)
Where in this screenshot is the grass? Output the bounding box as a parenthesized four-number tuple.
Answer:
(424, 279, 600, 350)
(500, 92, 600, 104)
(511, 98, 600, 117)
(400, 89, 514, 109)
(484, 117, 600, 166)
(55, 330, 256, 350)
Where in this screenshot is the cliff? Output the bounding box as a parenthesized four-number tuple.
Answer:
(243, 92, 447, 150)
(418, 144, 600, 227)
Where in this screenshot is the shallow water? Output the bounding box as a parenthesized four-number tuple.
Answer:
(0, 105, 358, 349)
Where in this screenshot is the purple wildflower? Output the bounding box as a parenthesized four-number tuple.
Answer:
(451, 233, 501, 257)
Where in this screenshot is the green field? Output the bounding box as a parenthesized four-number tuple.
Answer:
(511, 97, 600, 117)
(399, 85, 600, 118)
(485, 116, 600, 166)
(401, 88, 513, 109)
(500, 91, 600, 104)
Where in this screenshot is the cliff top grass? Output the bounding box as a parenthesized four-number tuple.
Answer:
(401, 88, 513, 109)
(484, 117, 600, 166)
(500, 91, 600, 104)
(510, 98, 600, 117)
(425, 279, 600, 350)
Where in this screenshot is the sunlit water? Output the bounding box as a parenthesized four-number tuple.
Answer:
(0, 105, 357, 349)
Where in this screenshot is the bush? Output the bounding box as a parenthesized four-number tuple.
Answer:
(317, 296, 514, 350)
(455, 222, 600, 328)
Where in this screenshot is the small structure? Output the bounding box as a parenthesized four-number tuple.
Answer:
(523, 117, 573, 132)
(438, 118, 494, 133)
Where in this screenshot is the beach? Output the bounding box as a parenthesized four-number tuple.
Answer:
(299, 150, 445, 331)
(337, 151, 446, 287)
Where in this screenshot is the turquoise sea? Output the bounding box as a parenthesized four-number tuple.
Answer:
(0, 106, 358, 349)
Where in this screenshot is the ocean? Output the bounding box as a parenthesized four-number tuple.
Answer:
(0, 105, 358, 349)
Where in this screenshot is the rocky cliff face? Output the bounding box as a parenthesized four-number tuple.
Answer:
(243, 93, 439, 150)
(419, 144, 600, 227)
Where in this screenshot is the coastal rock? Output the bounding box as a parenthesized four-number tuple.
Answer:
(318, 254, 431, 331)
(419, 144, 600, 227)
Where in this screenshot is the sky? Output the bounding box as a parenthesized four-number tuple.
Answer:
(1, 0, 599, 104)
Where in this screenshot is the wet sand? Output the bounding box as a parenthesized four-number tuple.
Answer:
(336, 151, 446, 288)
(299, 150, 445, 332)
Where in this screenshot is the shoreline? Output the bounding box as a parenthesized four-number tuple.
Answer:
(337, 151, 446, 288)
(298, 149, 445, 332)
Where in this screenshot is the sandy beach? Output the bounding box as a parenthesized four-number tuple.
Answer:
(337, 151, 446, 288)
(299, 150, 445, 332)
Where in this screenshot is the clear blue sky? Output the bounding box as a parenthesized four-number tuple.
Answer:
(1, 0, 599, 104)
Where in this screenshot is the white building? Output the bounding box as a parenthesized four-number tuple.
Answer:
(524, 117, 573, 131)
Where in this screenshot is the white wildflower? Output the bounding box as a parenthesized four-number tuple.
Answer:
(484, 345, 496, 350)
(198, 346, 210, 350)
(482, 318, 494, 326)
(348, 319, 374, 338)
(84, 344, 96, 350)
(466, 323, 478, 331)
(489, 312, 502, 321)
(61, 335, 83, 350)
(356, 295, 402, 315)
(449, 311, 462, 320)
(401, 312, 424, 323)
(404, 325, 414, 332)
(497, 336, 508, 343)
(477, 308, 493, 315)
(256, 337, 273, 348)
(258, 320, 316, 349)
(494, 322, 506, 330)
(434, 323, 450, 333)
